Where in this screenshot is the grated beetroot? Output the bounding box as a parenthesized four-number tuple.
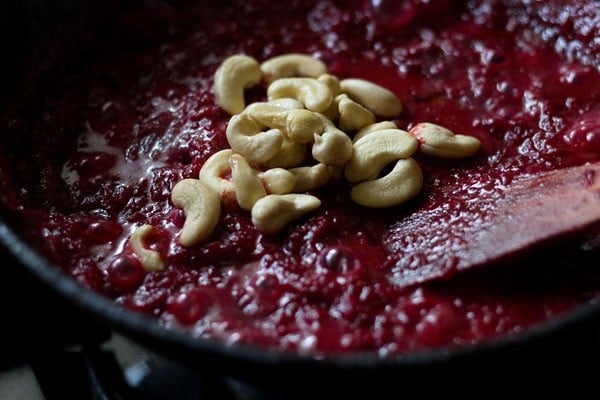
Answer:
(1, 0, 599, 355)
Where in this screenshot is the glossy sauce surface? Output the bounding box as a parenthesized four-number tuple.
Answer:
(1, 0, 599, 355)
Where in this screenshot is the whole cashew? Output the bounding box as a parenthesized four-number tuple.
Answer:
(289, 163, 330, 192)
(267, 98, 304, 110)
(130, 225, 165, 271)
(171, 179, 221, 247)
(318, 74, 342, 96)
(409, 122, 481, 158)
(229, 154, 266, 210)
(311, 115, 353, 166)
(353, 121, 398, 143)
(340, 78, 403, 117)
(226, 113, 284, 163)
(345, 129, 418, 182)
(318, 74, 342, 121)
(317, 74, 343, 121)
(336, 94, 376, 132)
(251, 194, 321, 234)
(199, 149, 236, 204)
(261, 53, 328, 84)
(214, 55, 261, 115)
(258, 168, 298, 194)
(262, 137, 307, 169)
(267, 77, 333, 113)
(245, 103, 323, 143)
(245, 102, 290, 128)
(351, 158, 423, 208)
(312, 130, 353, 167)
(286, 109, 324, 143)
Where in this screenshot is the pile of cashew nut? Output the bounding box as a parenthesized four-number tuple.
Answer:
(130, 53, 481, 268)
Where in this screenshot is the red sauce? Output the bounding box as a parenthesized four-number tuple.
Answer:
(1, 0, 599, 355)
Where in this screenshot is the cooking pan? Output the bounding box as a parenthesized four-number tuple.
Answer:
(1, 0, 600, 396)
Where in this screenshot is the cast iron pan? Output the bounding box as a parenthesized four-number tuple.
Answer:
(1, 1, 600, 396)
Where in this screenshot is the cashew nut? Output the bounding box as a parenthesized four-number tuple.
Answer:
(171, 179, 221, 247)
(345, 129, 418, 183)
(353, 121, 398, 143)
(251, 194, 321, 234)
(267, 98, 304, 110)
(261, 54, 328, 84)
(311, 115, 353, 166)
(199, 149, 237, 204)
(214, 55, 261, 115)
(409, 122, 481, 158)
(351, 158, 423, 208)
(317, 74, 342, 121)
(336, 94, 376, 132)
(226, 113, 284, 163)
(340, 78, 402, 117)
(258, 168, 298, 194)
(229, 154, 266, 210)
(312, 130, 353, 166)
(289, 163, 330, 192)
(318, 74, 342, 97)
(267, 77, 333, 113)
(245, 102, 291, 129)
(130, 225, 165, 271)
(245, 103, 323, 143)
(286, 109, 324, 143)
(262, 137, 307, 169)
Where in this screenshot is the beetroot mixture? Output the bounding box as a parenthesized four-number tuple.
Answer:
(1, 0, 599, 356)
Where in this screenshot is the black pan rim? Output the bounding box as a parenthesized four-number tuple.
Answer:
(2, 216, 599, 374)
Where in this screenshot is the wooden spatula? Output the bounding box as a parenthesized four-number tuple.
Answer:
(395, 162, 600, 287)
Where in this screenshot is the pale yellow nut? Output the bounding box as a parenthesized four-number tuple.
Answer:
(229, 154, 266, 210)
(130, 225, 165, 271)
(262, 137, 307, 169)
(245, 102, 291, 129)
(318, 74, 342, 96)
(310, 114, 353, 166)
(289, 163, 330, 192)
(336, 94, 376, 132)
(312, 129, 353, 167)
(171, 179, 221, 247)
(353, 121, 398, 143)
(267, 77, 333, 113)
(286, 109, 324, 143)
(261, 54, 328, 84)
(267, 98, 304, 110)
(214, 55, 261, 115)
(245, 103, 323, 143)
(340, 78, 402, 117)
(351, 158, 423, 208)
(226, 113, 284, 163)
(409, 122, 481, 158)
(251, 194, 321, 234)
(319, 74, 343, 120)
(199, 149, 237, 204)
(345, 129, 418, 183)
(258, 168, 298, 194)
